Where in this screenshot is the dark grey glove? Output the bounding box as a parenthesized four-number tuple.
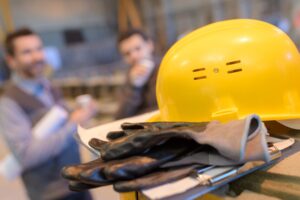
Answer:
(62, 115, 270, 193)
(62, 139, 197, 186)
(89, 122, 207, 161)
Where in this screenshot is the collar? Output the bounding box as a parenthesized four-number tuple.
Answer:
(12, 73, 49, 95)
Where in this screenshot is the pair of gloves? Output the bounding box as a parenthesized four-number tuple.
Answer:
(62, 115, 270, 192)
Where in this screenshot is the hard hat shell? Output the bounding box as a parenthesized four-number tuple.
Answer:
(156, 19, 300, 122)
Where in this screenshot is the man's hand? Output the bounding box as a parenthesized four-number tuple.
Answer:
(69, 100, 97, 125)
(129, 59, 155, 87)
(129, 64, 148, 78)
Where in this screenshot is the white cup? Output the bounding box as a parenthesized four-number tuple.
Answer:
(131, 59, 155, 87)
(76, 94, 92, 108)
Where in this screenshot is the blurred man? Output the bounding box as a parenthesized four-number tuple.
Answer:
(0, 28, 93, 200)
(115, 29, 160, 119)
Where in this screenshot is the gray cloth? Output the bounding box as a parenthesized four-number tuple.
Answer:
(0, 81, 80, 200)
(187, 115, 270, 163)
(161, 149, 242, 167)
(161, 117, 271, 166)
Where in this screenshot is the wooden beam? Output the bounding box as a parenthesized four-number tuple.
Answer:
(153, 0, 170, 53)
(118, 0, 143, 33)
(0, 27, 5, 44)
(0, 27, 5, 43)
(125, 0, 142, 29)
(118, 0, 128, 33)
(0, 0, 14, 32)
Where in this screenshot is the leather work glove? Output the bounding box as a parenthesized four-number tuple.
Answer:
(89, 122, 208, 161)
(62, 139, 196, 186)
(89, 115, 270, 163)
(62, 115, 271, 192)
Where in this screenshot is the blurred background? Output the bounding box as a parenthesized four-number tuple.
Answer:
(0, 0, 299, 121)
(0, 0, 299, 199)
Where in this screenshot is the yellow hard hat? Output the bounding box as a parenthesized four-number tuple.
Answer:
(155, 19, 300, 122)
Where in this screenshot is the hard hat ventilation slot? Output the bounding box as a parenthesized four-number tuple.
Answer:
(193, 68, 205, 72)
(228, 69, 242, 74)
(194, 76, 207, 80)
(226, 60, 241, 65)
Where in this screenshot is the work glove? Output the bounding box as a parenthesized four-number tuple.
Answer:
(89, 115, 270, 163)
(89, 122, 207, 161)
(62, 115, 271, 192)
(62, 139, 197, 186)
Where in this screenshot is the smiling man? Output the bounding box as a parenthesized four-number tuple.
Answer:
(0, 28, 94, 200)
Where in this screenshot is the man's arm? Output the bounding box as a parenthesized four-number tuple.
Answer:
(0, 97, 77, 170)
(115, 86, 144, 119)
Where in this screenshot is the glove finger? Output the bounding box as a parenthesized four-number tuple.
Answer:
(89, 138, 108, 151)
(79, 164, 114, 186)
(106, 131, 127, 140)
(107, 126, 145, 140)
(68, 181, 100, 192)
(61, 158, 103, 181)
(120, 122, 178, 130)
(121, 122, 152, 131)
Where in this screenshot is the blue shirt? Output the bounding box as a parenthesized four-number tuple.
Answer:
(12, 74, 54, 107)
